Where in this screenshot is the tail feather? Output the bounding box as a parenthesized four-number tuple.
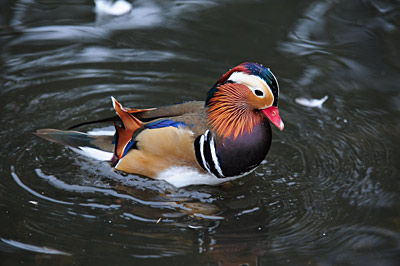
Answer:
(35, 129, 114, 161)
(35, 97, 156, 162)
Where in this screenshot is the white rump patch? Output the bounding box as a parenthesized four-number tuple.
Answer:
(87, 127, 115, 136)
(70, 146, 113, 161)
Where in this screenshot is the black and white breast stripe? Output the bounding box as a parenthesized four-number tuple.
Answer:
(194, 130, 225, 178)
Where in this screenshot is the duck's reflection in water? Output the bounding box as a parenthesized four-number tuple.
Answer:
(112, 181, 268, 265)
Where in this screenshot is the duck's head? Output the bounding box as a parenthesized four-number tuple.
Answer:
(206, 62, 284, 138)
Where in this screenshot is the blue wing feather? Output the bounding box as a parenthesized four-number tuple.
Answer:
(146, 119, 187, 129)
(122, 140, 137, 158)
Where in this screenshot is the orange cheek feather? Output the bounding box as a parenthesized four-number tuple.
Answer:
(247, 92, 273, 110)
(207, 83, 263, 139)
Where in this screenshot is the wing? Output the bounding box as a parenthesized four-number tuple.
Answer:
(112, 98, 208, 159)
(111, 99, 210, 177)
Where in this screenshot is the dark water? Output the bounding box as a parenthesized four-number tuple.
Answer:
(1, 0, 400, 265)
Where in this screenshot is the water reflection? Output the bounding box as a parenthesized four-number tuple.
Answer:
(1, 0, 400, 265)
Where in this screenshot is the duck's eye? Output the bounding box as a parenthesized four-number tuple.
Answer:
(254, 89, 264, 97)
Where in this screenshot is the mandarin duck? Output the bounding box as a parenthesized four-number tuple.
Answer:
(36, 62, 284, 187)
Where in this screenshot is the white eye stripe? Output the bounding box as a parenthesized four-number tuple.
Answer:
(228, 71, 274, 101)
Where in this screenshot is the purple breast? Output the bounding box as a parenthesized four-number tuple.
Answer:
(216, 118, 272, 177)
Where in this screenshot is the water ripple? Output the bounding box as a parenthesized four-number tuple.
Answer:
(0, 238, 70, 256)
(1, 0, 399, 264)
